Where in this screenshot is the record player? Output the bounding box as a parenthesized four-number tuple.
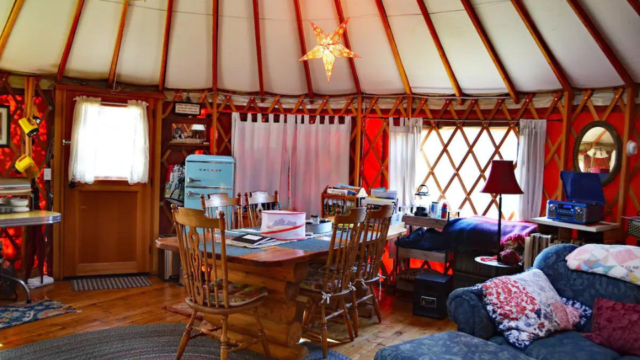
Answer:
(547, 171, 604, 225)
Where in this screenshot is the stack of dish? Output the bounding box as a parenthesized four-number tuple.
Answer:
(0, 197, 30, 213)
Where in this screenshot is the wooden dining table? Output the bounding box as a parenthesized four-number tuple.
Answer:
(155, 225, 406, 360)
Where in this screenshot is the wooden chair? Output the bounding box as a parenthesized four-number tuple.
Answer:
(171, 205, 270, 360)
(201, 193, 243, 230)
(300, 207, 367, 358)
(351, 205, 394, 336)
(245, 191, 280, 227)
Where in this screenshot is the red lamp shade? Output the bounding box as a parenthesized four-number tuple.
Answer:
(481, 160, 523, 195)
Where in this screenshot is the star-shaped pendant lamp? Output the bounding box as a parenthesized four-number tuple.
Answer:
(299, 18, 360, 83)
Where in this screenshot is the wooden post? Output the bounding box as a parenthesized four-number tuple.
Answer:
(558, 90, 574, 200)
(52, 88, 66, 279)
(0, 0, 25, 61)
(212, 92, 218, 155)
(151, 99, 163, 272)
(23, 77, 36, 157)
(354, 96, 363, 186)
(617, 87, 638, 226)
(158, 0, 174, 90)
(108, 0, 130, 86)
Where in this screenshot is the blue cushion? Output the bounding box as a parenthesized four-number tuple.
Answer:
(522, 331, 620, 360)
(619, 357, 640, 360)
(374, 331, 534, 360)
(534, 244, 640, 332)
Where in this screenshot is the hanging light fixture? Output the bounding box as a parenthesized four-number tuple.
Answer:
(299, 18, 360, 83)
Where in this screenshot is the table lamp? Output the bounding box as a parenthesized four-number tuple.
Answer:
(481, 160, 523, 260)
(191, 124, 206, 140)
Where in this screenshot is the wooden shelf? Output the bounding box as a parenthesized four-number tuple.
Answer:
(167, 142, 209, 148)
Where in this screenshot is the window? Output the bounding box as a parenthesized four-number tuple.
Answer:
(416, 125, 519, 219)
(69, 98, 149, 185)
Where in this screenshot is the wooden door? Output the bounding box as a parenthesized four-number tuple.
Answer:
(61, 92, 152, 277)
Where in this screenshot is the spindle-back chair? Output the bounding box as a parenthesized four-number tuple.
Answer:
(201, 193, 243, 230)
(245, 191, 280, 227)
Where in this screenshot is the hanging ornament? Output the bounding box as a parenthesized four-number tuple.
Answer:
(299, 18, 360, 83)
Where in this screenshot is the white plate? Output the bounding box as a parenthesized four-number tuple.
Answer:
(12, 206, 30, 213)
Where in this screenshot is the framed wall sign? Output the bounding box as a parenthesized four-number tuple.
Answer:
(0, 105, 9, 148)
(173, 102, 202, 116)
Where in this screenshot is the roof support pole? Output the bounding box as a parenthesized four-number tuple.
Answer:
(57, 0, 85, 81)
(511, 0, 572, 92)
(158, 0, 174, 91)
(333, 0, 362, 94)
(293, 0, 314, 99)
(212, 0, 219, 91)
(354, 96, 363, 186)
(374, 0, 411, 95)
(628, 0, 640, 18)
(108, 0, 130, 86)
(461, 0, 519, 104)
(252, 0, 265, 97)
(566, 0, 635, 88)
(0, 0, 25, 61)
(416, 0, 463, 102)
(618, 87, 638, 226)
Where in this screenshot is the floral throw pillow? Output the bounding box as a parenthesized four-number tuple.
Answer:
(482, 269, 577, 349)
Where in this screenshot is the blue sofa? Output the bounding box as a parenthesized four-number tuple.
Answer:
(376, 244, 640, 360)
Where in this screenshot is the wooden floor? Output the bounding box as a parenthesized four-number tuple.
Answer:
(0, 276, 455, 359)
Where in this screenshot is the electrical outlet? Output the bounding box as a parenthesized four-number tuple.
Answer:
(43, 168, 51, 180)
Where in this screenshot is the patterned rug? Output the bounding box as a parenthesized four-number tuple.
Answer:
(0, 298, 79, 330)
(163, 301, 203, 321)
(1, 323, 353, 360)
(71, 275, 152, 291)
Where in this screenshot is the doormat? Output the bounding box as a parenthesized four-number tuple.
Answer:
(71, 275, 152, 291)
(0, 298, 79, 330)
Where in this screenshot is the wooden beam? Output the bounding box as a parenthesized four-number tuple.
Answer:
(108, 0, 130, 86)
(511, 0, 572, 92)
(628, 0, 640, 18)
(0, 0, 25, 61)
(57, 0, 85, 81)
(354, 96, 363, 186)
(333, 0, 362, 94)
(374, 0, 411, 95)
(293, 0, 314, 99)
(618, 87, 638, 225)
(252, 0, 265, 97)
(559, 90, 574, 199)
(158, 0, 174, 91)
(212, 0, 219, 91)
(567, 0, 635, 88)
(461, 0, 519, 104)
(416, 0, 463, 100)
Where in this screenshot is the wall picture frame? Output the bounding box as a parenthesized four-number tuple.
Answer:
(0, 105, 10, 148)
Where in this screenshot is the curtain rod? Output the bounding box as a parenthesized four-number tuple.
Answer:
(365, 117, 561, 123)
(101, 101, 128, 106)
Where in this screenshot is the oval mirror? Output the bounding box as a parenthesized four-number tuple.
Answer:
(573, 121, 622, 186)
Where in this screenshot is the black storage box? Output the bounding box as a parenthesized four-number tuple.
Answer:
(412, 270, 453, 319)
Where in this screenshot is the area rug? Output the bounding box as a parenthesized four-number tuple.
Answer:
(163, 301, 203, 321)
(0, 298, 79, 330)
(0, 323, 353, 360)
(71, 275, 152, 291)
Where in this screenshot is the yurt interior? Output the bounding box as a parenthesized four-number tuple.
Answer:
(0, 0, 639, 359)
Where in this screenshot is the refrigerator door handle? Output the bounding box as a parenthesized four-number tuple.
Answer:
(186, 191, 203, 197)
(187, 177, 200, 183)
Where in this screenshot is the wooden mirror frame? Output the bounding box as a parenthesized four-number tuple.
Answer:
(573, 121, 622, 187)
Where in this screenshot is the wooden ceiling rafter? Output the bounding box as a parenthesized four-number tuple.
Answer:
(628, 0, 640, 17)
(461, 0, 519, 104)
(566, 0, 635, 88)
(374, 0, 412, 95)
(293, 0, 314, 99)
(252, 0, 265, 97)
(212, 0, 220, 92)
(511, 0, 572, 92)
(333, 0, 362, 95)
(57, 0, 85, 82)
(0, 0, 24, 61)
(158, 0, 174, 91)
(108, 0, 130, 86)
(416, 0, 463, 103)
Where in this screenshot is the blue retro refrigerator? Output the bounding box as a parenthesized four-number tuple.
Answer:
(184, 155, 235, 209)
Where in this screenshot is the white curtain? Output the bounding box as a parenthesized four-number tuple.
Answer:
(232, 113, 291, 207)
(69, 96, 102, 184)
(126, 100, 150, 184)
(291, 116, 351, 216)
(69, 97, 150, 185)
(389, 118, 421, 207)
(516, 119, 547, 221)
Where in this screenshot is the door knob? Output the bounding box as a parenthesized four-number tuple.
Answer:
(62, 140, 71, 146)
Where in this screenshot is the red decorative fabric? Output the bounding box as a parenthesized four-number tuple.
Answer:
(583, 298, 640, 356)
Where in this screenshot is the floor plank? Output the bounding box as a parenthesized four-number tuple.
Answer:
(0, 277, 455, 359)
